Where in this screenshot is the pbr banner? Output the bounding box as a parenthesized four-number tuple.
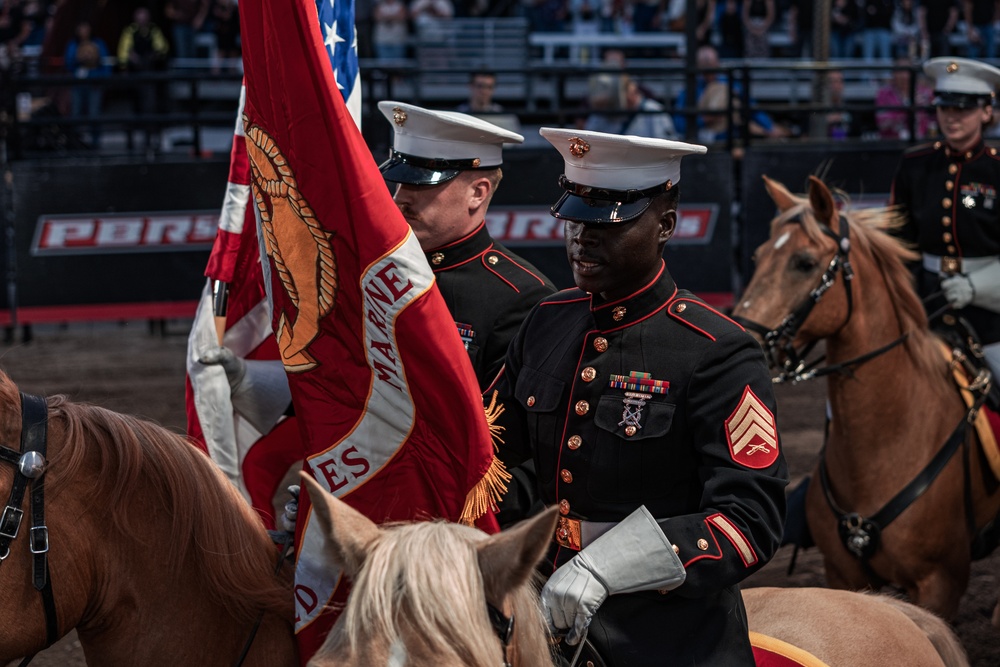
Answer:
(239, 0, 500, 659)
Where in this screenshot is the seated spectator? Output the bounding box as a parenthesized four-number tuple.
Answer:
(65, 20, 111, 147)
(875, 57, 934, 139)
(861, 0, 894, 62)
(165, 0, 210, 61)
(920, 0, 959, 57)
(674, 44, 785, 140)
(584, 74, 679, 139)
(211, 0, 241, 65)
(742, 0, 774, 59)
(716, 0, 744, 58)
(822, 70, 859, 139)
(891, 0, 922, 59)
(831, 0, 861, 59)
(456, 71, 522, 134)
(964, 0, 997, 59)
(117, 7, 169, 72)
(373, 0, 408, 60)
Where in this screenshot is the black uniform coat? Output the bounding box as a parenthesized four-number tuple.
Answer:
(891, 139, 1000, 344)
(427, 222, 556, 391)
(488, 263, 788, 667)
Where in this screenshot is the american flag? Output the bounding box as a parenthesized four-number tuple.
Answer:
(185, 0, 362, 524)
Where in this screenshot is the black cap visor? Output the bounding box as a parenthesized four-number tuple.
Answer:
(932, 91, 992, 110)
(379, 150, 495, 186)
(549, 175, 668, 224)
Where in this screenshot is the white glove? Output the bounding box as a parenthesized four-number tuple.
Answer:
(199, 346, 292, 434)
(941, 259, 1000, 313)
(941, 274, 975, 309)
(540, 506, 685, 645)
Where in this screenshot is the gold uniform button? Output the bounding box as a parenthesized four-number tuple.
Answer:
(567, 435, 582, 450)
(948, 163, 958, 174)
(697, 538, 709, 551)
(593, 337, 608, 353)
(942, 197, 952, 208)
(675, 303, 687, 313)
(658, 589, 669, 595)
(934, 141, 943, 150)
(487, 254, 499, 265)
(526, 396, 536, 407)
(942, 216, 952, 226)
(560, 469, 573, 483)
(672, 544, 680, 554)
(559, 499, 570, 515)
(575, 400, 590, 416)
(945, 180, 954, 191)
(966, 151, 974, 159)
(581, 366, 597, 382)
(430, 252, 445, 265)
(943, 232, 953, 243)
(624, 425, 637, 437)
(947, 245, 956, 254)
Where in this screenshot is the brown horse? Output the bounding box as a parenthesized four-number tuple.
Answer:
(0, 370, 297, 666)
(302, 474, 967, 667)
(732, 175, 1000, 622)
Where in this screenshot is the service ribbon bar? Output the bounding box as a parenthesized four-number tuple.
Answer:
(609, 371, 669, 394)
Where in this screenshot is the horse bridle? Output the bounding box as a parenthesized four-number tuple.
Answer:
(486, 601, 515, 667)
(735, 212, 858, 384)
(0, 392, 57, 666)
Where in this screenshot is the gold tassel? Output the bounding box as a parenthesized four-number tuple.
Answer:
(459, 391, 513, 526)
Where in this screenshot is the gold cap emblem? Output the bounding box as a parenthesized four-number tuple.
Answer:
(946, 62, 959, 73)
(472, 158, 481, 168)
(568, 137, 590, 158)
(392, 107, 408, 126)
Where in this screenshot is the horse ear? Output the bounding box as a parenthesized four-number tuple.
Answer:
(477, 506, 559, 604)
(807, 175, 837, 229)
(762, 175, 797, 212)
(299, 472, 379, 577)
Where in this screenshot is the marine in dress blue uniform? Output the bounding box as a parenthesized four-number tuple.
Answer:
(891, 57, 1000, 378)
(487, 129, 788, 666)
(377, 101, 556, 391)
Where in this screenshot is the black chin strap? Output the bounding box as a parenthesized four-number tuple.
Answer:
(0, 392, 58, 666)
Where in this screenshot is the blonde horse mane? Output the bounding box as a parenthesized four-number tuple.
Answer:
(325, 518, 555, 667)
(0, 370, 287, 622)
(769, 185, 942, 378)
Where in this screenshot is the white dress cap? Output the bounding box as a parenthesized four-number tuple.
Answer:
(924, 57, 1000, 96)
(539, 127, 707, 191)
(377, 100, 524, 167)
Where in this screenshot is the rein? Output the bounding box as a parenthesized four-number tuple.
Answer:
(0, 393, 57, 667)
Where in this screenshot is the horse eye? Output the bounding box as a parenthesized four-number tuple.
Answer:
(791, 253, 818, 273)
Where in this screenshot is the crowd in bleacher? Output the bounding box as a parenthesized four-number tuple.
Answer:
(373, 0, 999, 61)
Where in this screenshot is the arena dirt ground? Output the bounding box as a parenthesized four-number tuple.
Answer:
(2, 321, 1000, 666)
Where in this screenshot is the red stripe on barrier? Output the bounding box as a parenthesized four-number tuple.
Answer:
(0, 301, 199, 325)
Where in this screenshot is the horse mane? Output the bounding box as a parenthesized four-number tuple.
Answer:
(327, 519, 555, 667)
(770, 191, 943, 379)
(0, 370, 288, 622)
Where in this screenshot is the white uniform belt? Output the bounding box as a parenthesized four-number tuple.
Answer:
(922, 253, 999, 274)
(554, 515, 617, 550)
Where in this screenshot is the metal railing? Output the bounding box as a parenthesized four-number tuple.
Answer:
(0, 59, 940, 161)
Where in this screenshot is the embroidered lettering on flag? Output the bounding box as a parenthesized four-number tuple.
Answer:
(724, 386, 779, 469)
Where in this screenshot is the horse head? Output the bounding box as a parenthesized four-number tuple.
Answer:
(302, 473, 560, 667)
(733, 176, 856, 367)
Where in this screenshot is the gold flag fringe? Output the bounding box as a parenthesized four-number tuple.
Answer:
(459, 391, 513, 526)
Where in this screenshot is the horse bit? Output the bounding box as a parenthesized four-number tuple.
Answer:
(0, 392, 57, 667)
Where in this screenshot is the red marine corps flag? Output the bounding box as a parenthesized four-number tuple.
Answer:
(238, 0, 503, 658)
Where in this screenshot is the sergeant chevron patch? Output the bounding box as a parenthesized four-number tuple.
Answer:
(725, 386, 779, 469)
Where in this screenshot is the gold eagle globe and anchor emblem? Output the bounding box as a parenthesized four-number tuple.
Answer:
(244, 117, 338, 372)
